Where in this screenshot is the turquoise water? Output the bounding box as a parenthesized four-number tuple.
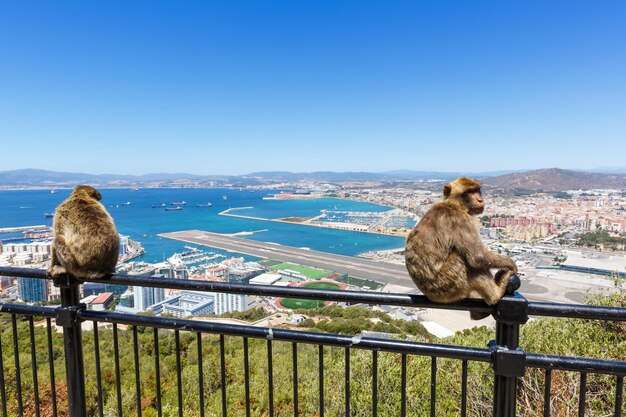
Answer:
(0, 188, 406, 262)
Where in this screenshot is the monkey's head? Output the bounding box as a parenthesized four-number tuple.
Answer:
(73, 185, 102, 201)
(443, 177, 484, 215)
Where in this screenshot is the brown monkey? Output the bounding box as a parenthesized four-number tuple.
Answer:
(48, 185, 119, 280)
(405, 177, 518, 319)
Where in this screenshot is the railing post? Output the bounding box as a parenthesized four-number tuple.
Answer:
(490, 279, 528, 417)
(54, 274, 87, 417)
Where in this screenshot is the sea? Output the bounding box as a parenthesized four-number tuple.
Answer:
(0, 188, 406, 263)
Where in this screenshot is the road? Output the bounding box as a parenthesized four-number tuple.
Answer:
(159, 230, 415, 287)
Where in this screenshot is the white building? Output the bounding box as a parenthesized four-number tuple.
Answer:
(212, 292, 248, 315)
(150, 291, 215, 318)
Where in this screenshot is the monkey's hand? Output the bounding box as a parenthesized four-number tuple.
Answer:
(47, 265, 67, 279)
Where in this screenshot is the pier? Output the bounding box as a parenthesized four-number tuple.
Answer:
(0, 225, 49, 234)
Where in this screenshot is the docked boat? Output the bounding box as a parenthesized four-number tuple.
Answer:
(44, 212, 54, 218)
(165, 206, 183, 211)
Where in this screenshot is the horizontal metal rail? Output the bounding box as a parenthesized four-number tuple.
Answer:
(3, 266, 626, 321)
(78, 308, 492, 361)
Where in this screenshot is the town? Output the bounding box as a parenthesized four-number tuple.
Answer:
(1, 179, 625, 337)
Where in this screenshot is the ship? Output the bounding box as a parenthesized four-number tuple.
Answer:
(152, 203, 166, 208)
(171, 201, 187, 206)
(196, 202, 213, 207)
(44, 212, 54, 218)
(165, 206, 183, 211)
(121, 201, 131, 206)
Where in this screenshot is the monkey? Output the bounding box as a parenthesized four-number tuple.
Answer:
(405, 177, 519, 320)
(48, 185, 119, 280)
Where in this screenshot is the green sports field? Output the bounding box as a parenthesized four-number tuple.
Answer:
(270, 262, 332, 280)
(279, 282, 340, 309)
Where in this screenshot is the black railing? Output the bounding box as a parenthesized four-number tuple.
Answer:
(0, 265, 624, 417)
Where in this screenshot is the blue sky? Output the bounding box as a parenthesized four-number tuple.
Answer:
(1, 1, 625, 175)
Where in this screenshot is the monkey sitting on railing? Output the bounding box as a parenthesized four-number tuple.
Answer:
(48, 185, 119, 280)
(405, 177, 519, 319)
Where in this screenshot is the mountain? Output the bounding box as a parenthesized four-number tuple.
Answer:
(0, 169, 228, 187)
(482, 168, 626, 192)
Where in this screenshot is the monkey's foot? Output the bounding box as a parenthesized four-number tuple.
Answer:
(470, 310, 491, 320)
(505, 274, 521, 295)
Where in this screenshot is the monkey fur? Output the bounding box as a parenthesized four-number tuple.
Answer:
(405, 177, 518, 320)
(48, 185, 119, 280)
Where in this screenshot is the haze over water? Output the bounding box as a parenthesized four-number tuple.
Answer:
(0, 188, 406, 263)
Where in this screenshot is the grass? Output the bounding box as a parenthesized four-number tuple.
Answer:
(301, 282, 340, 290)
(335, 275, 384, 290)
(270, 262, 332, 279)
(280, 282, 340, 309)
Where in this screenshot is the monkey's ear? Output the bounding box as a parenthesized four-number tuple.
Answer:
(443, 185, 452, 198)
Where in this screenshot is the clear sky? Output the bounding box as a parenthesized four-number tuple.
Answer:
(1, 1, 625, 175)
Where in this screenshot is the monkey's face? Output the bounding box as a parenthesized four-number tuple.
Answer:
(464, 189, 484, 215)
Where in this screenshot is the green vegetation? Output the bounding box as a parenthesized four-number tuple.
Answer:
(269, 262, 332, 279)
(216, 307, 271, 322)
(0, 292, 624, 416)
(296, 305, 431, 339)
(577, 231, 626, 250)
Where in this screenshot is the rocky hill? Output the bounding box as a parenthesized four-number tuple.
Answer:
(481, 168, 626, 192)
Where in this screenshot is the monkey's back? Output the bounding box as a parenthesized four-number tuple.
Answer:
(53, 194, 119, 276)
(405, 201, 462, 286)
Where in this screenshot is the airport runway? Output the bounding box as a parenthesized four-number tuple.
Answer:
(159, 230, 414, 287)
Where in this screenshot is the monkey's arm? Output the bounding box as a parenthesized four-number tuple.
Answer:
(450, 220, 517, 272)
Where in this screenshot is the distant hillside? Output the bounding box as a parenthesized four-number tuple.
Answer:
(0, 168, 517, 187)
(482, 168, 626, 192)
(0, 169, 228, 187)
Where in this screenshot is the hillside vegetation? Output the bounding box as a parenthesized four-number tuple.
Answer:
(0, 293, 623, 416)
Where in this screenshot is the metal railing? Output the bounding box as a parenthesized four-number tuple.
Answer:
(0, 265, 624, 417)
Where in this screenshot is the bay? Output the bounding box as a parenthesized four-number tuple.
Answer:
(0, 188, 406, 263)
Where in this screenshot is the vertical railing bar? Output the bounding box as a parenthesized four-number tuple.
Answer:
(430, 356, 437, 417)
(616, 376, 623, 417)
(93, 322, 103, 417)
(293, 342, 298, 417)
(543, 369, 552, 417)
(175, 330, 183, 417)
(0, 325, 7, 417)
(153, 328, 162, 417)
(579, 372, 587, 417)
(243, 337, 251, 417)
(197, 333, 205, 417)
(268, 340, 274, 417)
(345, 347, 350, 417)
(319, 345, 324, 417)
(113, 323, 123, 417)
(28, 317, 40, 417)
(372, 350, 378, 417)
(220, 334, 227, 417)
(133, 326, 142, 417)
(461, 360, 468, 417)
(45, 319, 57, 417)
(12, 314, 23, 416)
(401, 353, 407, 417)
